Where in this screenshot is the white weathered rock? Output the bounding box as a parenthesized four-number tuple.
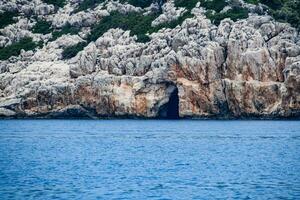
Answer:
(106, 1, 142, 14)
(0, 108, 16, 117)
(0, 0, 299, 119)
(32, 34, 84, 61)
(69, 42, 98, 78)
(152, 1, 185, 27)
(34, 3, 55, 15)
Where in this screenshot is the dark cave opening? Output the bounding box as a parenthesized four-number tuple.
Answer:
(158, 87, 180, 119)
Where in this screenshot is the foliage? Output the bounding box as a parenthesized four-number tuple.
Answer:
(206, 7, 249, 25)
(62, 42, 87, 59)
(32, 20, 52, 34)
(75, 0, 167, 12)
(244, 0, 260, 4)
(87, 11, 157, 42)
(269, 0, 300, 30)
(200, 0, 228, 12)
(51, 24, 81, 41)
(174, 0, 200, 10)
(63, 0, 195, 59)
(75, 0, 105, 12)
(260, 0, 284, 9)
(175, 0, 228, 12)
(42, 0, 66, 7)
(0, 37, 39, 60)
(0, 11, 18, 29)
(59, 0, 300, 60)
(174, 0, 247, 26)
(119, 0, 156, 8)
(63, 12, 157, 59)
(87, 1, 195, 42)
(153, 11, 194, 31)
(244, 0, 300, 30)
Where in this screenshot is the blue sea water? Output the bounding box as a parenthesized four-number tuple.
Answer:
(0, 120, 299, 200)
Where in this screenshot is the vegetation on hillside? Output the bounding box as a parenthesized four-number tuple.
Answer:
(74, 0, 167, 13)
(0, 37, 40, 60)
(119, 0, 166, 8)
(62, 42, 87, 59)
(175, 0, 228, 12)
(266, 0, 299, 30)
(174, 0, 244, 25)
(62, 0, 299, 59)
(51, 24, 81, 41)
(88, 11, 158, 42)
(175, 0, 299, 28)
(243, 0, 299, 29)
(42, 0, 66, 8)
(0, 11, 18, 29)
(32, 20, 80, 42)
(62, 11, 157, 59)
(75, 0, 105, 13)
(206, 6, 249, 25)
(32, 20, 52, 34)
(122, 0, 154, 8)
(62, 8, 193, 59)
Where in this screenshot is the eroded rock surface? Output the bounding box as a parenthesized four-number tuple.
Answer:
(0, 1, 299, 119)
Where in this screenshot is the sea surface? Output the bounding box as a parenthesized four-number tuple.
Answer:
(0, 120, 299, 199)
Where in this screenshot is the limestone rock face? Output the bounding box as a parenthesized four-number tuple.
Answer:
(0, 1, 299, 119)
(69, 42, 98, 78)
(152, 1, 185, 27)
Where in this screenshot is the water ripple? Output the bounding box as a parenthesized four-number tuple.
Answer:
(0, 120, 299, 199)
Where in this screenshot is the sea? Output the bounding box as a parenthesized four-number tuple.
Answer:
(0, 120, 299, 199)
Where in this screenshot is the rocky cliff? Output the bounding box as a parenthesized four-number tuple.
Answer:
(0, 0, 299, 119)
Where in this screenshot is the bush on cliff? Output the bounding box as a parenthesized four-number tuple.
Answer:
(0, 11, 18, 29)
(120, 0, 154, 8)
(206, 7, 249, 25)
(0, 37, 39, 60)
(87, 11, 158, 42)
(244, 0, 300, 30)
(62, 0, 198, 59)
(75, 0, 105, 13)
(175, 0, 228, 12)
(270, 0, 300, 30)
(51, 23, 81, 41)
(42, 0, 66, 8)
(62, 11, 158, 58)
(62, 42, 87, 59)
(32, 20, 52, 34)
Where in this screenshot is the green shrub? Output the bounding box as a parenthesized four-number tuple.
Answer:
(87, 10, 192, 42)
(42, 0, 66, 8)
(32, 20, 52, 34)
(152, 11, 194, 31)
(206, 7, 249, 25)
(62, 5, 196, 59)
(174, 0, 199, 10)
(51, 24, 81, 41)
(62, 0, 195, 59)
(244, 0, 300, 30)
(61, 11, 158, 59)
(201, 0, 228, 12)
(87, 11, 158, 42)
(0, 11, 18, 29)
(175, 0, 228, 12)
(244, 0, 260, 4)
(75, 0, 105, 12)
(0, 37, 39, 60)
(260, 0, 283, 10)
(62, 42, 87, 59)
(119, 0, 154, 8)
(270, 0, 300, 29)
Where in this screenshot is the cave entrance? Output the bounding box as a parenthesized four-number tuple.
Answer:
(158, 86, 180, 119)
